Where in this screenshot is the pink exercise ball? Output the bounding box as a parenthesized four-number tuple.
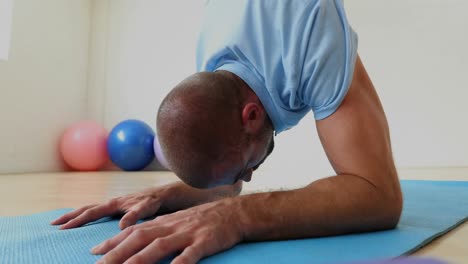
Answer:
(60, 121, 109, 171)
(154, 133, 169, 169)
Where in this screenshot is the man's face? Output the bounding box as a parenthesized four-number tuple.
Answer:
(209, 134, 275, 187)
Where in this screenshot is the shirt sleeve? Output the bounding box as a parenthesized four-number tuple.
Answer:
(298, 0, 358, 120)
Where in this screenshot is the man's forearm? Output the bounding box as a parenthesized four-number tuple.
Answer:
(234, 174, 402, 241)
(160, 180, 242, 212)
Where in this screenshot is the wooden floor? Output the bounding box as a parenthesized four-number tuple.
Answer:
(0, 167, 467, 263)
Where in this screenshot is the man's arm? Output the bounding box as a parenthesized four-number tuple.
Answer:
(161, 179, 243, 211)
(236, 55, 402, 240)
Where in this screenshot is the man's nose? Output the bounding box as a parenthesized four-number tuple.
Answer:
(242, 168, 253, 182)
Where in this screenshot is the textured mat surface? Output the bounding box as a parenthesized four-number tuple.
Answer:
(0, 180, 467, 264)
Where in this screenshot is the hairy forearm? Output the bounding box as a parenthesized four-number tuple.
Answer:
(160, 180, 242, 212)
(235, 174, 402, 241)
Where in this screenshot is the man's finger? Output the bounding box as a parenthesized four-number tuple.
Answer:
(95, 226, 171, 264)
(119, 210, 140, 230)
(92, 226, 135, 255)
(171, 244, 204, 264)
(50, 205, 96, 225)
(119, 200, 160, 229)
(92, 221, 163, 255)
(60, 200, 121, 229)
(125, 232, 189, 264)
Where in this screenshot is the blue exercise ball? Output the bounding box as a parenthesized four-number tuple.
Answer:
(107, 119, 155, 171)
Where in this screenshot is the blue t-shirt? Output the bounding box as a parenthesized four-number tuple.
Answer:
(196, 0, 358, 134)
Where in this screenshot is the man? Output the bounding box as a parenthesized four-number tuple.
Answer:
(52, 0, 402, 263)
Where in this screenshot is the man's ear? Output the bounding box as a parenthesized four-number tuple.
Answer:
(241, 102, 265, 134)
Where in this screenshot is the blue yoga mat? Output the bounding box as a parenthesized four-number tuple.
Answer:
(0, 180, 467, 264)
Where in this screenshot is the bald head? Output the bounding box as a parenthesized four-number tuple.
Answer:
(157, 71, 247, 188)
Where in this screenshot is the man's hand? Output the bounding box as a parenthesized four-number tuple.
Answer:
(51, 185, 169, 230)
(51, 180, 242, 230)
(92, 199, 242, 264)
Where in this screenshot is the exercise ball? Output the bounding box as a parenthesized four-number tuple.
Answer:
(107, 119, 155, 171)
(60, 121, 108, 171)
(154, 133, 169, 169)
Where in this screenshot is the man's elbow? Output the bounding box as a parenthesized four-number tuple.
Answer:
(379, 182, 403, 230)
(385, 195, 403, 229)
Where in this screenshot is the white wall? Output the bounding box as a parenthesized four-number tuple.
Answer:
(90, 0, 468, 188)
(0, 0, 14, 60)
(0, 1, 462, 178)
(0, 0, 91, 173)
(88, 0, 204, 129)
(346, 0, 468, 168)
